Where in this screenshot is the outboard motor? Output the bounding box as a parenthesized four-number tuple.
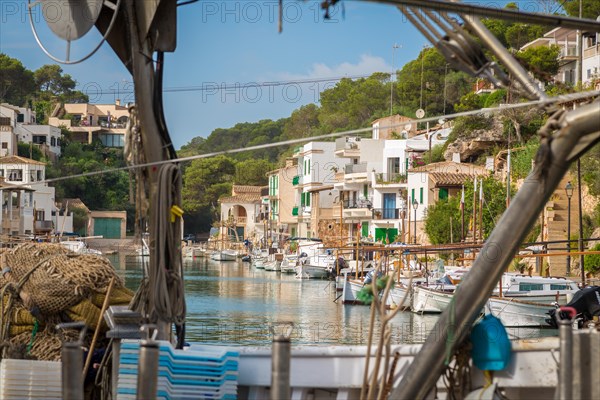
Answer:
(546, 286, 600, 328)
(364, 270, 383, 285)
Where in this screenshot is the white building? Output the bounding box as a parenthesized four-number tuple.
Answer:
(0, 104, 20, 157)
(15, 124, 62, 160)
(218, 185, 264, 241)
(520, 26, 600, 86)
(292, 142, 346, 238)
(1, 103, 62, 160)
(0, 155, 72, 235)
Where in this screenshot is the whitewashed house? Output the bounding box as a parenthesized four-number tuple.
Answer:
(292, 142, 345, 238)
(0, 155, 72, 236)
(219, 185, 264, 241)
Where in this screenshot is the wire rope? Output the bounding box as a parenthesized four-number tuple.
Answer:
(36, 90, 600, 185)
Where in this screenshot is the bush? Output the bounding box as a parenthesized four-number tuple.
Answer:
(584, 243, 600, 274)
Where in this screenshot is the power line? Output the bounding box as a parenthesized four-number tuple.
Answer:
(38, 89, 599, 185)
(81, 74, 377, 96)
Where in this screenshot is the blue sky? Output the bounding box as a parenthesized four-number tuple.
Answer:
(1, 0, 522, 149)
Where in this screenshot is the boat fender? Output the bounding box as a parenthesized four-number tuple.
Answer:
(470, 314, 512, 371)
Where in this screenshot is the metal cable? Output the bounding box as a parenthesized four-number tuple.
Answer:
(38, 90, 600, 186)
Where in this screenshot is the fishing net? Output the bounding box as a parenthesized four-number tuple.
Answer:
(0, 243, 134, 360)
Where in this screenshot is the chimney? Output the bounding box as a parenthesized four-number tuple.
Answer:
(452, 153, 461, 163)
(115, 99, 121, 106)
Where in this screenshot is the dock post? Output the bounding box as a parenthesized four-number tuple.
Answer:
(57, 322, 86, 400)
(271, 334, 291, 400)
(137, 325, 159, 400)
(556, 307, 575, 400)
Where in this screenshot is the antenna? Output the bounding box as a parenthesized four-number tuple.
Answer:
(28, 0, 122, 64)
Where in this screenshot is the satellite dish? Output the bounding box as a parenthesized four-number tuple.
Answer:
(416, 109, 425, 119)
(404, 123, 412, 131)
(45, 0, 104, 41)
(28, 0, 122, 64)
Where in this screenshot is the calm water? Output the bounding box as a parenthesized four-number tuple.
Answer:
(106, 254, 550, 346)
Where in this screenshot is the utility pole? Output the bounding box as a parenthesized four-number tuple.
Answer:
(390, 43, 400, 116)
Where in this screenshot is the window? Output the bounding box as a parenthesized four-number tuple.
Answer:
(439, 188, 448, 200)
(363, 184, 368, 198)
(550, 284, 569, 291)
(99, 133, 124, 147)
(1, 142, 7, 149)
(588, 69, 592, 79)
(17, 114, 24, 123)
(0, 117, 10, 126)
(35, 210, 45, 221)
(51, 137, 56, 146)
(519, 283, 543, 291)
(7, 169, 22, 181)
(30, 171, 36, 182)
(37, 171, 42, 181)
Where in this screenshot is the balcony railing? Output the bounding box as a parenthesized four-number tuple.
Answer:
(343, 199, 372, 209)
(560, 46, 578, 58)
(375, 173, 407, 184)
(344, 162, 368, 174)
(371, 208, 405, 220)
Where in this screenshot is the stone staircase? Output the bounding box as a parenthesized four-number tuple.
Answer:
(544, 176, 580, 277)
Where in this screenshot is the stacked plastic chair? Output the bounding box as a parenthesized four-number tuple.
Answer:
(117, 341, 239, 399)
(0, 360, 62, 400)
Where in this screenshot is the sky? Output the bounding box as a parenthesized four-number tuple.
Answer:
(0, 0, 523, 149)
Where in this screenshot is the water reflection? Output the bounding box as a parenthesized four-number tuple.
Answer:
(106, 255, 549, 346)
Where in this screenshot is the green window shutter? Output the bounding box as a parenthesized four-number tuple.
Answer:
(362, 221, 369, 238)
(363, 184, 368, 197)
(439, 187, 448, 200)
(301, 193, 305, 207)
(420, 187, 424, 204)
(307, 193, 311, 207)
(411, 188, 415, 204)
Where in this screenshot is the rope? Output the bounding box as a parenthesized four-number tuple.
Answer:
(145, 163, 186, 345)
(26, 319, 38, 354)
(442, 340, 472, 400)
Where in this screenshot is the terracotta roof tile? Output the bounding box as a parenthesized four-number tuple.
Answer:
(430, 172, 483, 186)
(409, 161, 487, 174)
(0, 155, 46, 166)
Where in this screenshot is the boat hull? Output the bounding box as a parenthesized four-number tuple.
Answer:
(486, 297, 556, 327)
(411, 286, 454, 313)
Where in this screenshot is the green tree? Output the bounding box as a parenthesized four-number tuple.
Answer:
(584, 243, 600, 274)
(397, 47, 474, 118)
(17, 142, 44, 161)
(424, 175, 511, 244)
(517, 45, 561, 83)
(563, 0, 600, 19)
(234, 159, 273, 186)
(182, 155, 236, 214)
(424, 198, 462, 245)
(33, 64, 89, 103)
(0, 53, 35, 106)
(283, 103, 321, 139)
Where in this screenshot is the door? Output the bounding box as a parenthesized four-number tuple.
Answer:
(94, 218, 121, 239)
(383, 193, 396, 219)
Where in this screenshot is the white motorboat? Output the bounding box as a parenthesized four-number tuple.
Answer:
(279, 255, 298, 274)
(211, 249, 237, 261)
(59, 240, 103, 255)
(485, 296, 558, 327)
